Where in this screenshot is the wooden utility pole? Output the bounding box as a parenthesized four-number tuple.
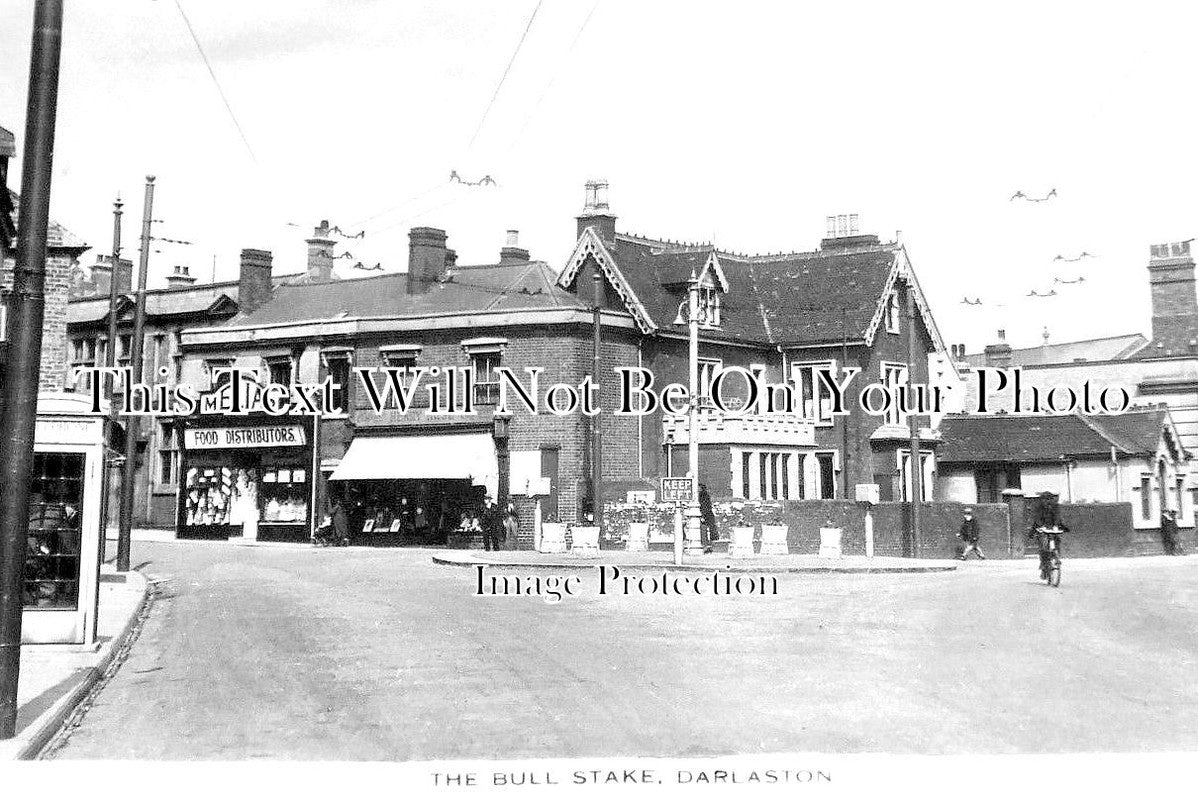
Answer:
(907, 282, 923, 558)
(116, 176, 154, 572)
(0, 0, 64, 740)
(99, 197, 123, 563)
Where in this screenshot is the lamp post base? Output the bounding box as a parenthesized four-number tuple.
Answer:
(684, 503, 704, 556)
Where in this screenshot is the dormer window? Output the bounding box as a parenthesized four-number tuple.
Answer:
(699, 286, 721, 328)
(885, 292, 901, 334)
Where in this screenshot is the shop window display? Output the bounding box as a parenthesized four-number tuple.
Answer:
(261, 468, 308, 523)
(182, 463, 308, 535)
(24, 452, 85, 609)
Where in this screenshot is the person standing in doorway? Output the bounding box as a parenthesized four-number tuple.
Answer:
(332, 497, 350, 547)
(957, 507, 985, 560)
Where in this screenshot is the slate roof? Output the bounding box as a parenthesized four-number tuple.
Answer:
(68, 272, 306, 325)
(587, 233, 900, 346)
(938, 407, 1173, 464)
(225, 260, 585, 327)
(963, 333, 1149, 368)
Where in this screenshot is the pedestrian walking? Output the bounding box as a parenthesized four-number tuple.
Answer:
(502, 502, 520, 547)
(1161, 509, 1184, 556)
(957, 507, 985, 560)
(481, 495, 503, 552)
(698, 483, 717, 553)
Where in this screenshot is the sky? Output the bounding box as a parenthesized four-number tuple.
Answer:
(3, 0, 1198, 353)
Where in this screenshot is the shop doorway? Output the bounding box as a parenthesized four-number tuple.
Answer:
(330, 478, 482, 546)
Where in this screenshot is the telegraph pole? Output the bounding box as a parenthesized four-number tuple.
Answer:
(100, 196, 123, 562)
(116, 176, 154, 573)
(0, 0, 64, 740)
(906, 282, 923, 558)
(590, 268, 603, 530)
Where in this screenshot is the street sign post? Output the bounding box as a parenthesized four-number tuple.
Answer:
(661, 477, 693, 565)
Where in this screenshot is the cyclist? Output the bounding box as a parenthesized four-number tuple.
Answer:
(1028, 493, 1068, 580)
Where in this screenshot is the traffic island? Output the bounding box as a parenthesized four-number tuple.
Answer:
(433, 550, 958, 574)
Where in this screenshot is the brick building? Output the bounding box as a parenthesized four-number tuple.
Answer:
(177, 225, 602, 544)
(1, 190, 90, 391)
(169, 184, 956, 547)
(62, 218, 353, 529)
(557, 186, 958, 505)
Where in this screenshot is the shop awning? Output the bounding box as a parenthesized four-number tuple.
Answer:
(330, 433, 498, 490)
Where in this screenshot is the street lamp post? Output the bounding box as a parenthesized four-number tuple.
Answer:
(684, 272, 704, 556)
(0, 0, 64, 741)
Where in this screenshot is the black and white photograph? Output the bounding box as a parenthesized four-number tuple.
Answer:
(1, 1, 1196, 796)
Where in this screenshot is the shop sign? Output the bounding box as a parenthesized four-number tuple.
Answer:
(184, 425, 307, 450)
(35, 418, 101, 446)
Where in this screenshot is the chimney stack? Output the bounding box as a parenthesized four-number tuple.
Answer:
(1148, 240, 1198, 355)
(238, 248, 273, 315)
(500, 229, 530, 265)
(91, 254, 133, 294)
(576, 179, 617, 242)
(983, 329, 1012, 369)
(821, 213, 877, 250)
(166, 264, 197, 289)
(305, 220, 335, 282)
(408, 227, 448, 294)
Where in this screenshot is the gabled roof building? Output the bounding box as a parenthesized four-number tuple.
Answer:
(938, 406, 1190, 532)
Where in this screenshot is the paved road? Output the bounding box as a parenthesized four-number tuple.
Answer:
(52, 543, 1198, 760)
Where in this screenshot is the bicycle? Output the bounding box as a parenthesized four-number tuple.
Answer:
(1033, 525, 1064, 587)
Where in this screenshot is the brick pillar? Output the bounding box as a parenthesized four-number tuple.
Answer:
(1003, 489, 1027, 557)
(40, 252, 71, 391)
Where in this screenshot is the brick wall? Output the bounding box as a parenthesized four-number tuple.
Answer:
(601, 497, 1013, 558)
(2, 249, 72, 391)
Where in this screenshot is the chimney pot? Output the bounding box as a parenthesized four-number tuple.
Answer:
(576, 179, 617, 241)
(304, 219, 336, 283)
(166, 263, 198, 289)
(500, 229, 530, 266)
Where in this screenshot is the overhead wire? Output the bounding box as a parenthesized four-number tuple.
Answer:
(172, 0, 257, 163)
(506, 0, 602, 150)
(467, 0, 545, 149)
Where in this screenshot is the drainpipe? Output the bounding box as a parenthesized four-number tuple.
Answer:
(637, 338, 643, 479)
(1111, 446, 1120, 502)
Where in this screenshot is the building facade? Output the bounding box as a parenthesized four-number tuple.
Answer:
(938, 407, 1191, 532)
(170, 185, 957, 547)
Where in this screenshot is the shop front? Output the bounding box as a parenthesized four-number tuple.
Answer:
(176, 415, 316, 542)
(329, 426, 500, 546)
(22, 393, 114, 646)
